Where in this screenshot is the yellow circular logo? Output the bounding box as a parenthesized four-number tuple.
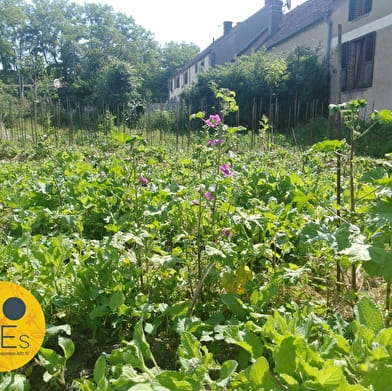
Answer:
(0, 282, 46, 372)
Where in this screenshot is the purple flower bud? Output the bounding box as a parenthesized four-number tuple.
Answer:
(208, 138, 225, 146)
(220, 229, 233, 238)
(204, 191, 215, 201)
(138, 175, 149, 185)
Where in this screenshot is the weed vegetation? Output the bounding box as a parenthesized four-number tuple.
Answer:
(0, 95, 391, 390)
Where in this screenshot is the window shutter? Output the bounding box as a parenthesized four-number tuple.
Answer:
(363, 31, 376, 87)
(346, 42, 357, 90)
(349, 0, 354, 21)
(349, 0, 359, 21)
(365, 0, 372, 14)
(349, 0, 372, 21)
(341, 42, 349, 91)
(342, 32, 376, 90)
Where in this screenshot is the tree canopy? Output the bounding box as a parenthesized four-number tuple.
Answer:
(0, 0, 200, 109)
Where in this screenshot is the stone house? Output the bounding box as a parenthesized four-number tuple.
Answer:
(169, 0, 333, 102)
(169, 0, 392, 110)
(168, 0, 280, 101)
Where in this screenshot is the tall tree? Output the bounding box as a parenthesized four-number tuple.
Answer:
(151, 41, 200, 102)
(0, 0, 29, 79)
(0, 0, 203, 115)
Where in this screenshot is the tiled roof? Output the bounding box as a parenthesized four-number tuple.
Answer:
(263, 0, 334, 48)
(171, 0, 335, 78)
(172, 5, 270, 75)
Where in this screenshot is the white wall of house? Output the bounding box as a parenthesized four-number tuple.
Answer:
(169, 0, 392, 110)
(169, 53, 212, 101)
(330, 0, 392, 110)
(270, 20, 330, 56)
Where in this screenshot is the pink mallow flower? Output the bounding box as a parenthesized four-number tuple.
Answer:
(204, 114, 221, 128)
(220, 229, 233, 238)
(220, 163, 235, 177)
(138, 175, 149, 185)
(208, 138, 225, 146)
(204, 191, 215, 201)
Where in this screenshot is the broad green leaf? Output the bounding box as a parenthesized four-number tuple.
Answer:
(248, 356, 280, 390)
(311, 139, 346, 153)
(250, 277, 282, 307)
(134, 321, 154, 361)
(221, 266, 253, 294)
(106, 344, 145, 370)
(45, 324, 71, 337)
(189, 111, 204, 120)
(39, 347, 65, 372)
(221, 293, 248, 320)
(333, 334, 350, 354)
(222, 326, 263, 359)
(316, 366, 344, 389)
(217, 360, 238, 387)
(273, 335, 323, 380)
(362, 365, 392, 391)
(347, 99, 367, 109)
(109, 291, 125, 311)
(205, 245, 226, 258)
(129, 384, 154, 391)
(58, 336, 75, 360)
(0, 373, 30, 391)
(292, 190, 312, 209)
(111, 231, 144, 248)
(359, 167, 387, 183)
(378, 109, 392, 124)
(336, 385, 367, 391)
(340, 243, 370, 262)
(374, 327, 392, 347)
(178, 332, 202, 360)
(369, 199, 392, 225)
(362, 246, 392, 283)
(156, 371, 194, 391)
(111, 131, 132, 144)
(334, 223, 362, 251)
(249, 356, 267, 384)
(355, 297, 384, 334)
(280, 373, 299, 387)
(43, 372, 53, 383)
(97, 377, 110, 391)
(273, 336, 297, 377)
(93, 355, 106, 384)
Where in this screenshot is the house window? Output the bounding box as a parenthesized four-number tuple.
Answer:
(195, 64, 198, 73)
(349, 0, 372, 21)
(341, 32, 376, 91)
(183, 71, 188, 85)
(175, 76, 180, 89)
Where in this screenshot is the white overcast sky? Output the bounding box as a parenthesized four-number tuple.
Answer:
(76, 0, 307, 49)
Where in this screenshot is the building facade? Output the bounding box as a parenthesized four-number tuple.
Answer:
(169, 0, 280, 101)
(169, 0, 392, 110)
(329, 0, 392, 110)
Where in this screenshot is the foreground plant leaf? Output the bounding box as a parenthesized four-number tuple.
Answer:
(355, 296, 384, 335)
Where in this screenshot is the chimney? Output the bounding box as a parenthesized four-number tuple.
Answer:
(223, 21, 233, 35)
(266, 0, 283, 34)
